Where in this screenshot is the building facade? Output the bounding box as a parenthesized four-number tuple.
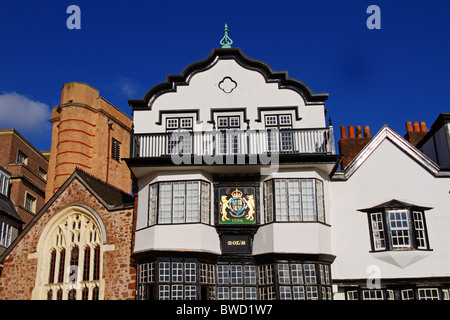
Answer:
(127, 47, 339, 300)
(0, 40, 449, 300)
(0, 129, 49, 226)
(0, 166, 22, 256)
(45, 82, 133, 200)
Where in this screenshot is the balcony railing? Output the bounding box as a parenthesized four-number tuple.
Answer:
(132, 128, 335, 158)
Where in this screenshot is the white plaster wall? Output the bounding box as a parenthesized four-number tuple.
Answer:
(253, 223, 331, 255)
(330, 139, 450, 281)
(134, 224, 221, 255)
(134, 59, 326, 134)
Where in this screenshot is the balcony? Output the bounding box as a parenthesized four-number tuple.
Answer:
(132, 128, 335, 158)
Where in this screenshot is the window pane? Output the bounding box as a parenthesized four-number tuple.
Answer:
(172, 182, 185, 223)
(180, 118, 192, 128)
(303, 264, 316, 284)
(278, 263, 290, 284)
(265, 115, 277, 126)
(245, 287, 257, 300)
(167, 118, 178, 129)
(389, 210, 410, 248)
(230, 265, 242, 284)
(413, 211, 427, 249)
(185, 262, 196, 283)
(291, 264, 303, 284)
(231, 287, 243, 300)
(148, 184, 158, 225)
(159, 262, 170, 282)
(264, 180, 274, 223)
(306, 286, 318, 300)
(279, 115, 292, 126)
(280, 286, 292, 300)
(293, 286, 305, 300)
(185, 285, 196, 300)
(301, 179, 316, 221)
(218, 287, 229, 300)
(159, 183, 172, 224)
(172, 285, 183, 300)
(316, 180, 325, 223)
(370, 212, 386, 250)
(244, 265, 256, 284)
(186, 182, 200, 223)
(217, 265, 229, 284)
(274, 180, 288, 221)
(159, 285, 170, 300)
(201, 182, 210, 224)
(288, 180, 301, 221)
(172, 262, 183, 282)
(229, 117, 240, 127)
(418, 288, 440, 300)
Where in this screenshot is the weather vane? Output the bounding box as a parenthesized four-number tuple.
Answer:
(220, 23, 233, 48)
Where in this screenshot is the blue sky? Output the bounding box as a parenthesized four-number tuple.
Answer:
(0, 0, 449, 152)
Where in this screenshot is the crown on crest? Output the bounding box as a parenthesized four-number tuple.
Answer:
(231, 188, 243, 198)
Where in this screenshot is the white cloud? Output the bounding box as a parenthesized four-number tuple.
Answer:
(0, 92, 52, 135)
(117, 77, 142, 97)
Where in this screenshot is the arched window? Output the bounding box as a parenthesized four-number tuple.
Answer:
(83, 246, 91, 281)
(32, 205, 107, 300)
(48, 250, 56, 284)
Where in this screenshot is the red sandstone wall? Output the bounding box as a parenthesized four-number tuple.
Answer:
(0, 178, 136, 300)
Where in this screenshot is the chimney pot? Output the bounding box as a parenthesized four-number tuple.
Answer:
(406, 121, 413, 133)
(340, 126, 347, 139)
(363, 125, 371, 138)
(413, 122, 420, 132)
(348, 126, 355, 138)
(420, 121, 427, 132)
(355, 126, 363, 138)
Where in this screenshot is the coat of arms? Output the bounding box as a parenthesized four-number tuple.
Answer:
(219, 187, 256, 224)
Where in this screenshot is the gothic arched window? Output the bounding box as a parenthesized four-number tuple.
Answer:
(33, 205, 107, 300)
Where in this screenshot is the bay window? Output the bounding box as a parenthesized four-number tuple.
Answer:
(148, 180, 211, 225)
(264, 178, 325, 223)
(359, 200, 431, 252)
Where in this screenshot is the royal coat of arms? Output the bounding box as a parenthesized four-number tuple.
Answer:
(219, 187, 256, 224)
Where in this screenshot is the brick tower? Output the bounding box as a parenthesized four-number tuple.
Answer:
(45, 82, 133, 200)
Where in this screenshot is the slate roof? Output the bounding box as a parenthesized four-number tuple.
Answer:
(358, 199, 433, 212)
(0, 194, 22, 225)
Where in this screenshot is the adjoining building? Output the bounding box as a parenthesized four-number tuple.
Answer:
(0, 166, 22, 256)
(0, 83, 136, 300)
(0, 129, 49, 226)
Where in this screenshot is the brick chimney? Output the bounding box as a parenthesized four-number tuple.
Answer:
(404, 121, 427, 147)
(338, 125, 372, 169)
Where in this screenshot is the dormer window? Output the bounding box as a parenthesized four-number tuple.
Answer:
(217, 116, 240, 129)
(359, 200, 431, 252)
(166, 117, 193, 130)
(264, 114, 292, 128)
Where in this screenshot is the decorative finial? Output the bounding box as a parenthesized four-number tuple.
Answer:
(220, 23, 233, 48)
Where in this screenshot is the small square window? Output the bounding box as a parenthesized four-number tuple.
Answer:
(265, 115, 277, 126)
(111, 139, 121, 162)
(229, 117, 240, 127)
(38, 167, 47, 181)
(25, 193, 36, 213)
(279, 115, 292, 126)
(166, 118, 179, 129)
(17, 150, 28, 165)
(218, 117, 228, 128)
(180, 118, 193, 129)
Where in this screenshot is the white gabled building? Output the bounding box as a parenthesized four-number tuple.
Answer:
(125, 31, 450, 300)
(330, 125, 450, 300)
